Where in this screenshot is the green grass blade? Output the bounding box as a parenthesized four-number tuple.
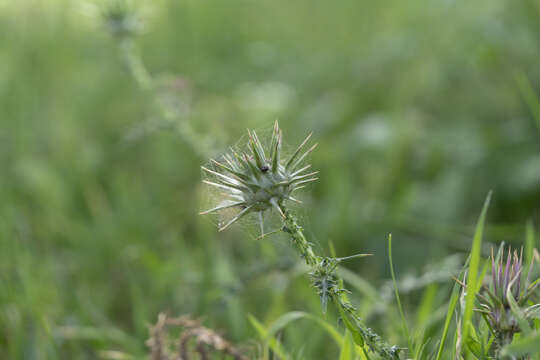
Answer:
(516, 71, 540, 135)
(416, 283, 437, 327)
(266, 311, 344, 348)
(388, 234, 412, 354)
(461, 191, 492, 349)
(435, 280, 461, 360)
(438, 252, 472, 359)
(337, 267, 381, 303)
(248, 314, 289, 360)
(526, 220, 536, 273)
(414, 283, 437, 358)
(339, 330, 354, 360)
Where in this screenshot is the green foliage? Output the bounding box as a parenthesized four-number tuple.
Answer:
(1, 0, 540, 359)
(338, 331, 354, 360)
(388, 234, 411, 354)
(501, 332, 540, 358)
(462, 192, 492, 347)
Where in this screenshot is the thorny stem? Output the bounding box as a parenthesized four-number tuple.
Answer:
(281, 206, 319, 266)
(280, 205, 401, 360)
(118, 38, 212, 158)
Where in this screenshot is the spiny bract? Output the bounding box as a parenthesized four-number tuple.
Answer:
(200, 121, 318, 232)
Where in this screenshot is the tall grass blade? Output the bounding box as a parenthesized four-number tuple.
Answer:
(526, 220, 536, 274)
(461, 191, 492, 349)
(265, 311, 344, 348)
(516, 71, 540, 135)
(388, 234, 412, 354)
(414, 284, 437, 358)
(435, 264, 469, 360)
(339, 330, 354, 360)
(248, 314, 289, 360)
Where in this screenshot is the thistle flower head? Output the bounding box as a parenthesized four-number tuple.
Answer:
(477, 245, 539, 341)
(200, 121, 318, 232)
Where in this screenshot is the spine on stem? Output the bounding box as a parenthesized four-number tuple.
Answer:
(281, 206, 400, 360)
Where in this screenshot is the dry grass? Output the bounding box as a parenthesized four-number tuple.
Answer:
(146, 313, 249, 360)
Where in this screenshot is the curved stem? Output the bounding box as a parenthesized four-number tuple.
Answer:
(118, 38, 212, 158)
(280, 205, 401, 360)
(120, 39, 153, 91)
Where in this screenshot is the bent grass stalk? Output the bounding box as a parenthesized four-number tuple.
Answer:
(461, 192, 491, 350)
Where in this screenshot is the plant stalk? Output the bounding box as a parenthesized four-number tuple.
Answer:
(280, 205, 401, 360)
(118, 38, 212, 158)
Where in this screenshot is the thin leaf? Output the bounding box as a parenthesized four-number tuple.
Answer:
(339, 330, 354, 360)
(465, 336, 483, 359)
(248, 314, 289, 360)
(515, 71, 540, 135)
(414, 284, 437, 358)
(435, 269, 466, 360)
(462, 191, 492, 346)
(337, 267, 381, 303)
(388, 234, 412, 354)
(525, 220, 536, 280)
(266, 311, 344, 348)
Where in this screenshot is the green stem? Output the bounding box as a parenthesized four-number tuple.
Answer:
(118, 38, 212, 158)
(281, 207, 319, 266)
(120, 39, 153, 91)
(281, 206, 401, 360)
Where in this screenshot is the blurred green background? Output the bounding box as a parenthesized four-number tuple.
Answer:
(1, 0, 540, 358)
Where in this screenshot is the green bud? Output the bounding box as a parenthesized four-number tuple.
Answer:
(201, 121, 318, 233)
